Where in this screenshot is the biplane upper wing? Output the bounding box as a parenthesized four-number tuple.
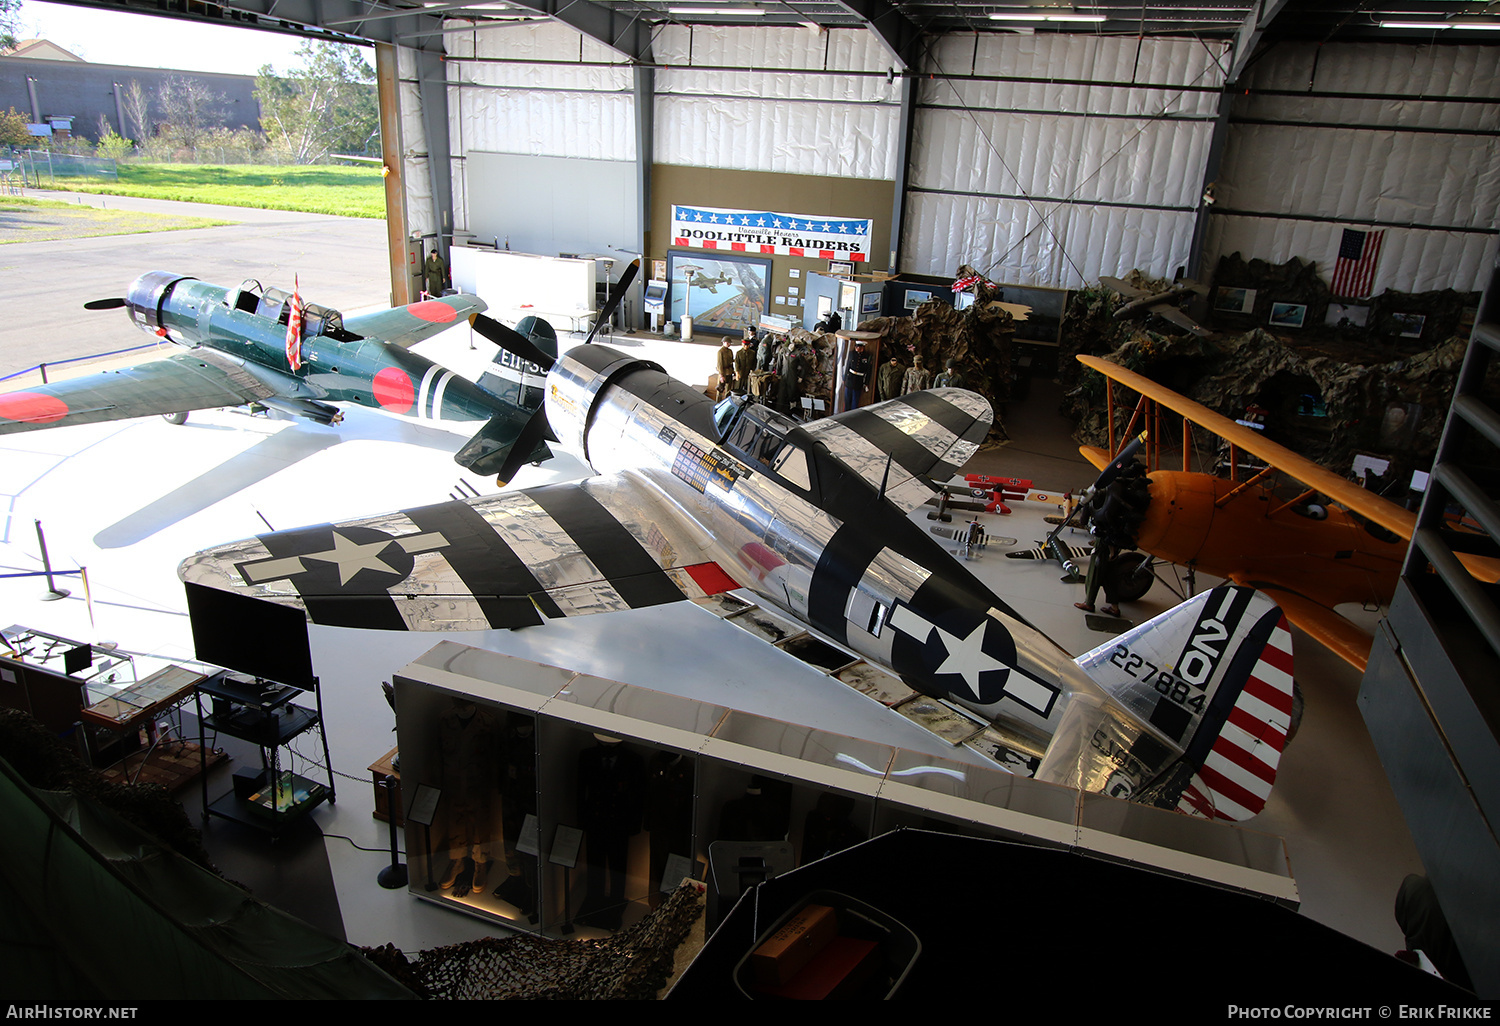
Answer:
(1078, 354, 1418, 540)
(0, 348, 283, 435)
(798, 388, 993, 516)
(341, 294, 487, 351)
(178, 473, 741, 632)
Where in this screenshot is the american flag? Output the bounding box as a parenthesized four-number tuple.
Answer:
(285, 275, 305, 371)
(951, 273, 987, 292)
(1330, 228, 1384, 298)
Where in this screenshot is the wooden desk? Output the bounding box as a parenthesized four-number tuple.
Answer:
(369, 746, 403, 827)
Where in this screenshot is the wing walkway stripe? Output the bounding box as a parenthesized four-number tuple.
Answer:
(902, 390, 991, 443)
(526, 484, 685, 610)
(837, 408, 956, 482)
(403, 500, 553, 626)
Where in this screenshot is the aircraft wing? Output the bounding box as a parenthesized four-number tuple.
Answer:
(1233, 582, 1374, 673)
(1078, 354, 1418, 540)
(1099, 275, 1148, 300)
(798, 388, 993, 515)
(0, 349, 283, 435)
(1147, 303, 1213, 338)
(341, 294, 487, 350)
(178, 473, 743, 631)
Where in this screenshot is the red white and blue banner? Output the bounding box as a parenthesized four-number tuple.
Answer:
(671, 204, 873, 262)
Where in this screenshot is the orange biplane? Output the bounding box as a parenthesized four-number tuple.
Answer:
(1076, 353, 1453, 672)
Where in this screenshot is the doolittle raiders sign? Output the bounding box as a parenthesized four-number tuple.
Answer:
(671, 204, 873, 262)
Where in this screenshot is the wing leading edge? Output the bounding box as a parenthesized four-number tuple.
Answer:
(178, 473, 741, 632)
(0, 349, 282, 435)
(341, 294, 486, 350)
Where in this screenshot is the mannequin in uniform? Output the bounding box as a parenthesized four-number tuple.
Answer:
(645, 751, 695, 907)
(732, 337, 756, 397)
(715, 338, 735, 400)
(437, 699, 499, 897)
(878, 354, 904, 401)
(841, 338, 871, 411)
(576, 735, 646, 927)
(902, 356, 931, 395)
(494, 714, 539, 916)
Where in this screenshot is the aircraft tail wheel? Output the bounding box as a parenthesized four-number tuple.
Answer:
(1107, 552, 1155, 602)
(162, 412, 188, 425)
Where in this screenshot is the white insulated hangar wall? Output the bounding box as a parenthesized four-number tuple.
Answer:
(426, 24, 1499, 296)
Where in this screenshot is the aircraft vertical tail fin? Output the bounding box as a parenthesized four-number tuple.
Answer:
(474, 315, 557, 410)
(1073, 585, 1295, 820)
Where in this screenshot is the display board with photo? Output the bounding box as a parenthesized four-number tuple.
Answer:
(1268, 302, 1307, 329)
(667, 251, 771, 336)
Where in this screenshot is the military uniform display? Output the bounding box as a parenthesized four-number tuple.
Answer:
(733, 340, 756, 396)
(424, 252, 448, 297)
(715, 341, 736, 399)
(878, 358, 904, 401)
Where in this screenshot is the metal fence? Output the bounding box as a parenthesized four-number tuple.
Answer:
(19, 150, 118, 187)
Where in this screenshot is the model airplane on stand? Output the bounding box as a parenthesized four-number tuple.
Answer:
(179, 325, 1298, 823)
(0, 269, 634, 479)
(1100, 275, 1212, 338)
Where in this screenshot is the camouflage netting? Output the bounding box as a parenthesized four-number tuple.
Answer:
(1060, 259, 1486, 490)
(0, 707, 218, 873)
(360, 882, 706, 1000)
(856, 266, 1017, 441)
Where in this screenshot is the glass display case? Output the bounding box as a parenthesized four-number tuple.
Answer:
(393, 641, 1297, 935)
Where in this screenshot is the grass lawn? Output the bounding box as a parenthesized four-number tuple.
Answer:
(50, 163, 387, 219)
(0, 194, 233, 243)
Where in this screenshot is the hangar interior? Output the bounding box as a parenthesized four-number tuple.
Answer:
(3, 0, 1499, 999)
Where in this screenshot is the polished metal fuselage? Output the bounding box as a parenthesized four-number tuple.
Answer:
(545, 346, 1105, 746)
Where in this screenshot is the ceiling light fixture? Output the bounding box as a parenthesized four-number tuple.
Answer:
(1379, 18, 1500, 30)
(669, 6, 767, 13)
(989, 9, 1107, 21)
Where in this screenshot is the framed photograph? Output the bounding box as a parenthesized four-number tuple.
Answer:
(652, 259, 667, 282)
(1214, 287, 1255, 313)
(1324, 303, 1369, 328)
(1392, 312, 1426, 338)
(840, 283, 859, 310)
(861, 291, 881, 315)
(1268, 302, 1307, 329)
(904, 289, 933, 311)
(827, 260, 854, 277)
(667, 250, 771, 336)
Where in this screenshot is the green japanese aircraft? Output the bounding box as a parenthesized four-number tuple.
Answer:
(0, 268, 634, 478)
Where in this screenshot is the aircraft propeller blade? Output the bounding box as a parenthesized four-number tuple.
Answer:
(1090, 430, 1148, 493)
(582, 258, 640, 346)
(469, 313, 557, 372)
(1039, 430, 1149, 567)
(83, 298, 128, 311)
(493, 406, 560, 486)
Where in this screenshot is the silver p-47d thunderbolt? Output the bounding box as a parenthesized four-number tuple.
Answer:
(180, 335, 1295, 822)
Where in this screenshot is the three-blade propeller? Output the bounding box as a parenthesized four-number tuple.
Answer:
(83, 298, 127, 311)
(466, 259, 641, 484)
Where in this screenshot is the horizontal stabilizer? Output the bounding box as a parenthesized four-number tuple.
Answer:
(1073, 585, 1294, 820)
(455, 407, 552, 477)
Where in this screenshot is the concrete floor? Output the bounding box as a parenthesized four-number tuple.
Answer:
(0, 197, 1429, 987)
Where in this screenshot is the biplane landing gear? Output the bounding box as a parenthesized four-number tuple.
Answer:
(1108, 552, 1155, 602)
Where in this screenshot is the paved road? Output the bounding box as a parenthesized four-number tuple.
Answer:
(0, 190, 390, 376)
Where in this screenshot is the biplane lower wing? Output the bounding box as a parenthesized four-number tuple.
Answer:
(1236, 582, 1375, 674)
